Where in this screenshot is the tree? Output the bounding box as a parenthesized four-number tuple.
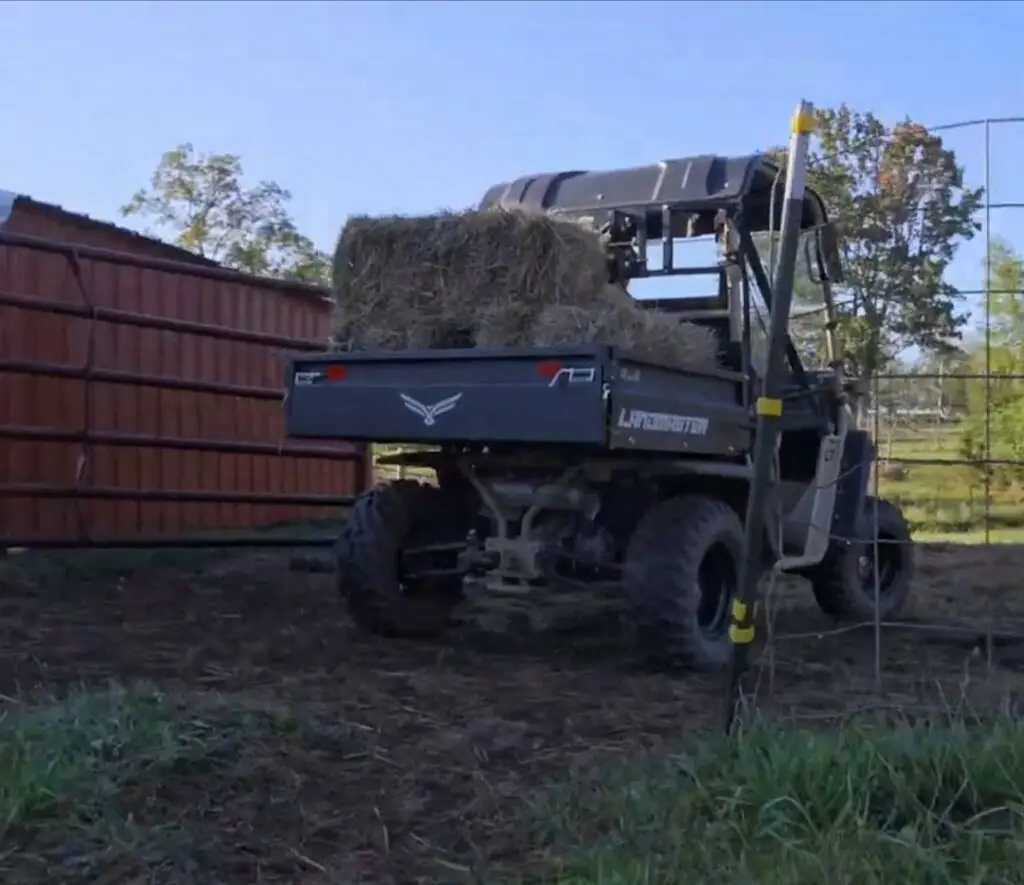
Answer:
(983, 237, 1024, 348)
(121, 143, 330, 285)
(959, 239, 1024, 481)
(771, 107, 984, 378)
(914, 346, 970, 416)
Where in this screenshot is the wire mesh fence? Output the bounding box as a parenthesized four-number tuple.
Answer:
(747, 116, 1024, 722)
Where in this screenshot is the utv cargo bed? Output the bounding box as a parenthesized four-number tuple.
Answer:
(284, 345, 751, 456)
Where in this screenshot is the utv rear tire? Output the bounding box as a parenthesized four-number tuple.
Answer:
(809, 496, 914, 620)
(623, 495, 744, 670)
(339, 480, 466, 638)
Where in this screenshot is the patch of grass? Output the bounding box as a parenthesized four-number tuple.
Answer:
(0, 684, 373, 883)
(538, 713, 1024, 884)
(914, 527, 1024, 544)
(874, 426, 1024, 537)
(0, 684, 275, 831)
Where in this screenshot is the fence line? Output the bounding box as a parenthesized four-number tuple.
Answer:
(745, 116, 1024, 719)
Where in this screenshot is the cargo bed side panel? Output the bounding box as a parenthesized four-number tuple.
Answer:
(607, 358, 751, 456)
(286, 349, 607, 445)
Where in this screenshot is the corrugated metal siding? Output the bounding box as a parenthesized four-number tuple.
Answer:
(0, 203, 361, 543)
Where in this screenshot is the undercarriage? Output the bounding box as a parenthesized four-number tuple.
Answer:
(337, 447, 915, 669)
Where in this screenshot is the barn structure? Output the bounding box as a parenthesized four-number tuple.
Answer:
(0, 191, 365, 548)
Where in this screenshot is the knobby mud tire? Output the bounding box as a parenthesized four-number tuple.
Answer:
(623, 495, 745, 671)
(338, 480, 466, 638)
(809, 496, 915, 621)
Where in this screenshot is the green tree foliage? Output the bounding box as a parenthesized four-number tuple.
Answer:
(984, 238, 1024, 347)
(121, 144, 330, 285)
(914, 346, 970, 414)
(770, 106, 984, 378)
(959, 238, 1024, 480)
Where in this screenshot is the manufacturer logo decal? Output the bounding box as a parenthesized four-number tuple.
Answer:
(400, 393, 463, 426)
(547, 367, 596, 388)
(293, 370, 325, 386)
(616, 409, 709, 436)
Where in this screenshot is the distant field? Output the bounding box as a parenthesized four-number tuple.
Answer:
(872, 420, 1024, 541)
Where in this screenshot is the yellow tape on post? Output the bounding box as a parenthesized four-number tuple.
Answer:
(729, 623, 755, 644)
(730, 599, 754, 644)
(755, 397, 783, 418)
(791, 109, 815, 134)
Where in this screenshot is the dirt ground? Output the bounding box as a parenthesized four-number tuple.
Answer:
(1, 541, 1023, 883)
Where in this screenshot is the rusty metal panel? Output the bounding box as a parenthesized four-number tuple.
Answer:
(0, 206, 362, 547)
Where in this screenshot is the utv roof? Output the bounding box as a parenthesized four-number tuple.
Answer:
(478, 154, 829, 240)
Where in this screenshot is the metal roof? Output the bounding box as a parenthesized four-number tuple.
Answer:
(0, 189, 221, 267)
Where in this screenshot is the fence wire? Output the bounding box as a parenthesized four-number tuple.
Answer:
(749, 117, 1024, 722)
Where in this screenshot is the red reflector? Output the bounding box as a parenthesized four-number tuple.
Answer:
(325, 365, 348, 382)
(537, 360, 564, 379)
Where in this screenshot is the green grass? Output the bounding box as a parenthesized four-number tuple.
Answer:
(0, 683, 290, 832)
(8, 687, 1024, 884)
(912, 527, 1024, 544)
(539, 712, 1024, 885)
(0, 684, 204, 830)
(874, 422, 1024, 539)
(0, 683, 367, 883)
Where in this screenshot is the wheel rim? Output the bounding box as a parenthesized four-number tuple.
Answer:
(697, 541, 736, 639)
(857, 534, 901, 599)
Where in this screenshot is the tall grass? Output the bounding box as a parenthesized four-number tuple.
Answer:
(541, 712, 1024, 884)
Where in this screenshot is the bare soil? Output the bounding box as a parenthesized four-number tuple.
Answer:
(0, 541, 1022, 883)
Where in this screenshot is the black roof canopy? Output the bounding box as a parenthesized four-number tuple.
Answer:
(478, 154, 829, 241)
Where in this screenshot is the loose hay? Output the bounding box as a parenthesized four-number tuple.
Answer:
(330, 209, 721, 368)
(532, 300, 720, 368)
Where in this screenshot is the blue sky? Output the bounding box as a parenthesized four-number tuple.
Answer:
(1, 0, 1021, 323)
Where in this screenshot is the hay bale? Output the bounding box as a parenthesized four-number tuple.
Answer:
(332, 209, 607, 350)
(330, 208, 721, 368)
(331, 213, 476, 351)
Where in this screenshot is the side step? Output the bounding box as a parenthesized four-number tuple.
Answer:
(777, 433, 842, 571)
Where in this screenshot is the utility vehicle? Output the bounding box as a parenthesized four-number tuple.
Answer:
(284, 131, 915, 669)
